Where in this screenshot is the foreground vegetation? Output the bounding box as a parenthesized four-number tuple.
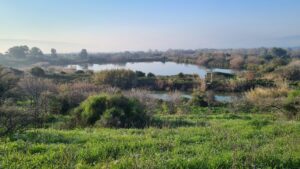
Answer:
(1, 45, 300, 168)
(1, 111, 299, 169)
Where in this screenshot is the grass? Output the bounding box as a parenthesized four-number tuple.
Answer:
(0, 112, 299, 169)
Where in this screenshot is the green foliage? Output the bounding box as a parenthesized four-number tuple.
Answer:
(0, 67, 18, 99)
(1, 112, 299, 168)
(47, 94, 64, 115)
(29, 47, 44, 58)
(75, 70, 85, 74)
(76, 95, 107, 125)
(99, 108, 125, 127)
(147, 72, 155, 77)
(283, 89, 300, 118)
(7, 45, 29, 58)
(189, 92, 208, 107)
(161, 102, 170, 114)
(30, 66, 45, 77)
(135, 71, 145, 77)
(74, 94, 149, 128)
(0, 106, 32, 136)
(51, 48, 58, 58)
(270, 47, 288, 58)
(177, 72, 184, 78)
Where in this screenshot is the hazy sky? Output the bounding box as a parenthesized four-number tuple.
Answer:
(0, 0, 300, 53)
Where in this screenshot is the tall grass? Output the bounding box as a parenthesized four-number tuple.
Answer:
(245, 86, 289, 103)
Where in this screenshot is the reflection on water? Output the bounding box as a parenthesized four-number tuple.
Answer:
(68, 61, 234, 78)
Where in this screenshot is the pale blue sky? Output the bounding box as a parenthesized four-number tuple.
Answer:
(0, 0, 300, 53)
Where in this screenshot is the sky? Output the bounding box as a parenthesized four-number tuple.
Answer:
(0, 0, 300, 53)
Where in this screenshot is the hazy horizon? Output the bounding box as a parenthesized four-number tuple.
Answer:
(1, 0, 300, 53)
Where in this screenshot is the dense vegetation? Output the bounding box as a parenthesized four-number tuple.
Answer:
(73, 94, 149, 128)
(0, 45, 300, 168)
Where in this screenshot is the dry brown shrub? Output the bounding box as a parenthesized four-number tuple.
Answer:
(229, 55, 245, 69)
(244, 85, 289, 111)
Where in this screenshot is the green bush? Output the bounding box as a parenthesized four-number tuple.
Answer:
(283, 89, 300, 118)
(30, 66, 45, 76)
(98, 108, 124, 127)
(76, 95, 107, 125)
(74, 94, 149, 128)
(135, 71, 145, 77)
(189, 92, 208, 107)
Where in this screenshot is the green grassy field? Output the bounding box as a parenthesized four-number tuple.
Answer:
(1, 112, 299, 169)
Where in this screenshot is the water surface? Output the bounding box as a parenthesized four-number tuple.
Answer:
(149, 91, 240, 103)
(68, 61, 234, 78)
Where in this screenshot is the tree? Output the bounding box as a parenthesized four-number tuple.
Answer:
(6, 46, 29, 58)
(29, 47, 44, 58)
(270, 48, 288, 58)
(147, 72, 156, 78)
(79, 49, 88, 58)
(18, 78, 57, 126)
(178, 72, 184, 78)
(229, 55, 245, 69)
(51, 48, 58, 58)
(136, 71, 146, 77)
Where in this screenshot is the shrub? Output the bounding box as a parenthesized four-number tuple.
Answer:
(277, 61, 300, 81)
(189, 92, 208, 107)
(123, 89, 158, 115)
(18, 78, 58, 125)
(98, 108, 124, 127)
(238, 84, 300, 119)
(75, 70, 85, 74)
(177, 72, 184, 78)
(196, 55, 212, 66)
(135, 71, 145, 77)
(30, 67, 45, 76)
(78, 95, 107, 125)
(74, 94, 150, 128)
(93, 69, 137, 89)
(283, 89, 300, 118)
(229, 55, 245, 69)
(0, 66, 19, 99)
(0, 106, 32, 136)
(58, 82, 104, 110)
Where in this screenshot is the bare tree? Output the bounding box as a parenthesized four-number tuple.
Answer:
(230, 55, 245, 69)
(18, 77, 57, 126)
(123, 89, 158, 115)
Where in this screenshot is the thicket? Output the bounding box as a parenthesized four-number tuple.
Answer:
(73, 94, 150, 128)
